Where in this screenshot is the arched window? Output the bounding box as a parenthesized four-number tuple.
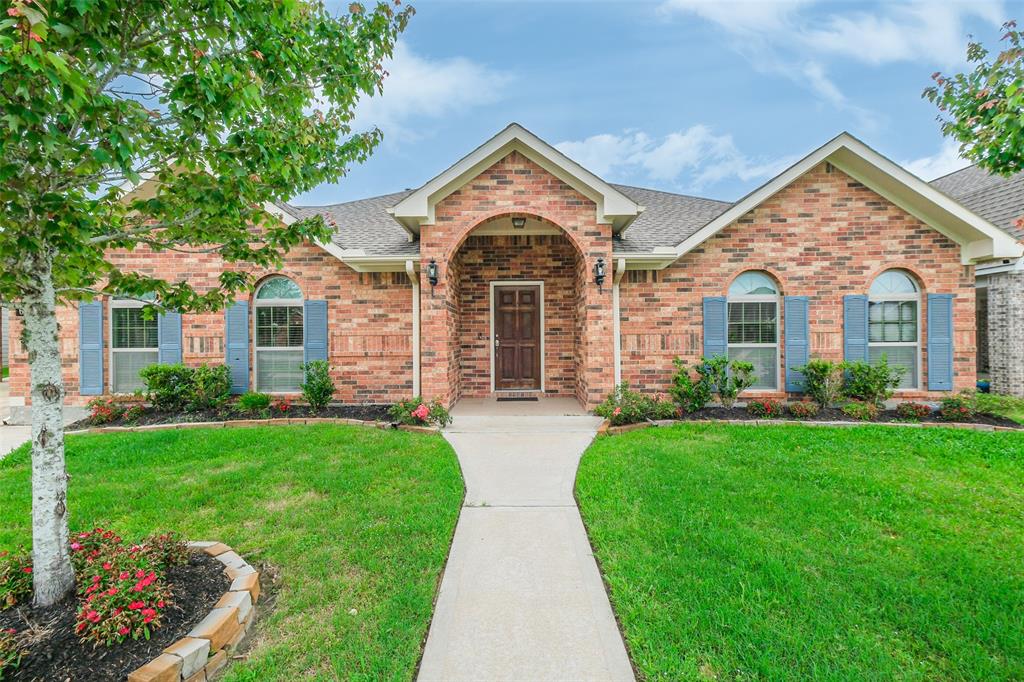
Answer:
(110, 294, 158, 394)
(869, 269, 919, 390)
(728, 271, 780, 391)
(254, 276, 304, 392)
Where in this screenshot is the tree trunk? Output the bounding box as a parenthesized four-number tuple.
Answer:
(23, 259, 76, 607)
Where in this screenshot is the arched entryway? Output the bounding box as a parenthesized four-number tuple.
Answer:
(446, 213, 587, 404)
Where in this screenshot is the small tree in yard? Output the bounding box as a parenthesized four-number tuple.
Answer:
(0, 0, 411, 606)
(924, 20, 1024, 176)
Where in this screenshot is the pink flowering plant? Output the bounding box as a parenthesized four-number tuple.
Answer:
(0, 549, 33, 608)
(0, 627, 25, 676)
(595, 383, 678, 426)
(74, 566, 171, 646)
(389, 396, 453, 427)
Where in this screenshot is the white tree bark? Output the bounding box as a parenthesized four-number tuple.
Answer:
(23, 258, 76, 607)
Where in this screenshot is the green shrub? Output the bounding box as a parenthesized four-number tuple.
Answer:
(787, 400, 820, 419)
(669, 357, 713, 413)
(795, 359, 845, 407)
(939, 391, 978, 422)
(702, 355, 756, 408)
(747, 399, 784, 418)
(896, 402, 932, 420)
(0, 548, 32, 608)
(301, 360, 335, 411)
(595, 383, 677, 426)
(237, 391, 271, 413)
(139, 364, 195, 411)
(87, 397, 126, 425)
(976, 392, 1024, 422)
(190, 364, 232, 411)
(389, 396, 453, 428)
(842, 400, 879, 421)
(843, 357, 904, 406)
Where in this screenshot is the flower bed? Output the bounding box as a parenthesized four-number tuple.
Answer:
(0, 534, 231, 681)
(68, 403, 393, 431)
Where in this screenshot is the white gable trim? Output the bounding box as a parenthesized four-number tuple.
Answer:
(672, 132, 1023, 266)
(390, 123, 642, 234)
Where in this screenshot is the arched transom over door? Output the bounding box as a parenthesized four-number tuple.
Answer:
(492, 283, 542, 391)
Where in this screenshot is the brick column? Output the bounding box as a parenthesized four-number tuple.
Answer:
(987, 271, 1024, 396)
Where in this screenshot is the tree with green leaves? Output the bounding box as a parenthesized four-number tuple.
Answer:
(0, 0, 411, 606)
(924, 19, 1024, 176)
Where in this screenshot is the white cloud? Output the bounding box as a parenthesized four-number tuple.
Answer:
(902, 139, 970, 180)
(658, 0, 811, 34)
(555, 125, 795, 190)
(352, 42, 513, 142)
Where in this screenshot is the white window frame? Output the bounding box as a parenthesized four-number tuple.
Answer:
(868, 271, 921, 392)
(727, 292, 781, 393)
(108, 298, 159, 395)
(253, 277, 304, 394)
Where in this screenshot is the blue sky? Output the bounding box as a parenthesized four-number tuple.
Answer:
(294, 0, 1014, 206)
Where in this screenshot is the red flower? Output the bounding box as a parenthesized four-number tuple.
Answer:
(71, 542, 82, 551)
(102, 562, 112, 570)
(28, 32, 42, 43)
(107, 587, 118, 596)
(86, 610, 101, 623)
(135, 570, 145, 579)
(118, 626, 130, 636)
(157, 600, 165, 608)
(22, 566, 31, 574)
(129, 600, 145, 610)
(6, 8, 20, 16)
(119, 571, 130, 580)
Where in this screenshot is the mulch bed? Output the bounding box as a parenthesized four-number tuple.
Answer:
(674, 406, 1021, 429)
(0, 552, 229, 681)
(67, 403, 393, 431)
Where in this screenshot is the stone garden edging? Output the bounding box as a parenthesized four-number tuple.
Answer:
(127, 541, 262, 682)
(599, 418, 1021, 436)
(65, 416, 440, 437)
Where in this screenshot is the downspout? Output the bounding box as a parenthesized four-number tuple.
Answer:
(405, 260, 421, 397)
(612, 258, 626, 387)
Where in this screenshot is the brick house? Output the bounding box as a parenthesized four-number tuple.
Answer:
(7, 124, 1022, 411)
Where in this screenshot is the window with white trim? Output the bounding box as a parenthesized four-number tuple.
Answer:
(868, 269, 919, 390)
(727, 271, 779, 391)
(254, 276, 304, 392)
(110, 297, 158, 394)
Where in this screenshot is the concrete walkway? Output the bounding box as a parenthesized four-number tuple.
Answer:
(417, 407, 634, 682)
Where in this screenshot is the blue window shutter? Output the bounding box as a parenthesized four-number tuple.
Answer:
(703, 296, 727, 359)
(303, 300, 328, 364)
(784, 296, 810, 392)
(157, 312, 182, 365)
(843, 295, 869, 363)
(225, 301, 249, 394)
(78, 301, 104, 395)
(927, 293, 955, 391)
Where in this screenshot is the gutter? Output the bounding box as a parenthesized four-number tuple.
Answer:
(405, 260, 421, 397)
(612, 257, 626, 387)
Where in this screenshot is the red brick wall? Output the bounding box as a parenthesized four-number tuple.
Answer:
(619, 163, 975, 399)
(455, 234, 580, 397)
(8, 243, 414, 406)
(420, 151, 614, 407)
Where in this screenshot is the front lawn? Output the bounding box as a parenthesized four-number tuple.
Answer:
(0, 425, 463, 680)
(577, 424, 1024, 680)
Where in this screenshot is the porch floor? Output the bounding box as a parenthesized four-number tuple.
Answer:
(450, 396, 588, 417)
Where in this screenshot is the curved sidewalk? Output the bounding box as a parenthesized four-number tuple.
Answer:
(417, 413, 634, 682)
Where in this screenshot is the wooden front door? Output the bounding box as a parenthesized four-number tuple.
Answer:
(493, 285, 542, 390)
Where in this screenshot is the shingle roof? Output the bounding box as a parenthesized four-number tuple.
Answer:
(929, 165, 1024, 240)
(610, 184, 732, 253)
(286, 190, 419, 256)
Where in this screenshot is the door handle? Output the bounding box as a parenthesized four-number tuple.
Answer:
(494, 336, 500, 348)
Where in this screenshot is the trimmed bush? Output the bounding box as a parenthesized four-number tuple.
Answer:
(390, 396, 453, 428)
(747, 399, 784, 418)
(939, 391, 978, 422)
(702, 355, 756, 408)
(795, 359, 845, 408)
(843, 357, 904, 406)
(190, 364, 232, 411)
(301, 360, 335, 411)
(595, 383, 677, 426)
(842, 400, 879, 421)
(896, 402, 932, 421)
(237, 391, 271, 413)
(787, 400, 820, 419)
(669, 357, 713, 414)
(139, 364, 195, 411)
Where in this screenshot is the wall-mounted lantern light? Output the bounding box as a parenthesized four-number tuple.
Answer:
(594, 257, 606, 292)
(511, 216, 527, 229)
(427, 259, 439, 288)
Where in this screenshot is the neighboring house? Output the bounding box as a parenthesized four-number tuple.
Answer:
(5, 124, 1022, 410)
(929, 165, 1024, 396)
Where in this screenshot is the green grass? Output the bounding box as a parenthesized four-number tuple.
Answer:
(1, 367, 7, 379)
(978, 392, 1024, 424)
(0, 425, 463, 681)
(576, 424, 1024, 681)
